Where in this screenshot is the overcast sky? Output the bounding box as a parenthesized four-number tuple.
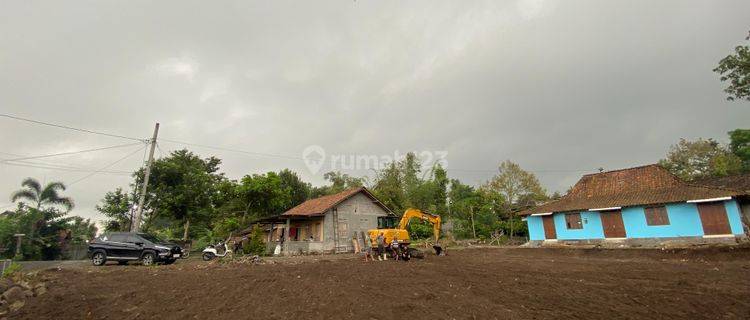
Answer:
(1, 0, 749, 225)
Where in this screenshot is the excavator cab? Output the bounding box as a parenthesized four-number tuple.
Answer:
(377, 216, 399, 229)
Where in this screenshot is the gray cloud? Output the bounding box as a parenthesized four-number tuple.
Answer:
(1, 0, 749, 224)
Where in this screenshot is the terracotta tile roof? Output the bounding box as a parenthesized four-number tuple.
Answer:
(694, 173, 750, 192)
(518, 164, 744, 216)
(282, 187, 392, 216)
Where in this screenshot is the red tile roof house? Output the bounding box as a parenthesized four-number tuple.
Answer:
(245, 187, 393, 255)
(696, 172, 750, 234)
(518, 165, 749, 247)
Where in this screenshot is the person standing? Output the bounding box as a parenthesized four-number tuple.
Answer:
(376, 233, 385, 261)
(390, 237, 400, 261)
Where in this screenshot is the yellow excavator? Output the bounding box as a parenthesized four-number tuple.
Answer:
(367, 208, 444, 259)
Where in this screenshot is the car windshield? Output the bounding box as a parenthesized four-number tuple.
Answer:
(137, 233, 165, 243)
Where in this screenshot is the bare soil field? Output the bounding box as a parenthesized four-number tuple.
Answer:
(11, 246, 750, 319)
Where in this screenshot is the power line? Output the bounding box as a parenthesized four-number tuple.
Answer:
(1, 142, 144, 162)
(69, 145, 147, 186)
(156, 142, 164, 159)
(1, 161, 132, 175)
(0, 113, 147, 142)
(160, 139, 302, 161)
(0, 151, 132, 174)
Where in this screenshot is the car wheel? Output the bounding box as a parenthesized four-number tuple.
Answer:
(202, 252, 214, 261)
(118, 261, 128, 265)
(92, 252, 106, 266)
(142, 252, 155, 266)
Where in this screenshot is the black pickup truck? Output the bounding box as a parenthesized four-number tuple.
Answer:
(88, 232, 184, 266)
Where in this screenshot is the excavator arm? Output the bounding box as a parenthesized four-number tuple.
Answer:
(398, 208, 442, 244)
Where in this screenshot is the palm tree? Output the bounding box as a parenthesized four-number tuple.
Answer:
(11, 178, 75, 259)
(11, 178, 74, 212)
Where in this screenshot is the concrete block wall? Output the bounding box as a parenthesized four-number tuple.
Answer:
(321, 193, 389, 251)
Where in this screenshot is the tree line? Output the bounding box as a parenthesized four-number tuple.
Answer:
(94, 150, 549, 247)
(2, 127, 747, 260)
(93, 128, 748, 248)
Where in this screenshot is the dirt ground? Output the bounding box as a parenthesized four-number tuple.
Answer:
(11, 246, 750, 320)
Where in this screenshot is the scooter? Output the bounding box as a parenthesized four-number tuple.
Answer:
(202, 240, 232, 261)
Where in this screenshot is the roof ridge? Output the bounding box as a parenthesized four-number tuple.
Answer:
(683, 181, 746, 193)
(581, 163, 660, 177)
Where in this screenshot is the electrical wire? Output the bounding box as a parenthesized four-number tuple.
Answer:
(160, 139, 302, 161)
(0, 151, 132, 174)
(1, 142, 144, 162)
(0, 113, 147, 142)
(0, 114, 597, 175)
(156, 142, 164, 159)
(1, 161, 132, 175)
(69, 145, 147, 186)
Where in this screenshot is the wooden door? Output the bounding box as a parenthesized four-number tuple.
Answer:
(542, 215, 556, 240)
(698, 202, 732, 235)
(600, 210, 626, 238)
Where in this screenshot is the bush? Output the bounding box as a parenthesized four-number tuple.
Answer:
(1, 262, 21, 278)
(243, 225, 266, 256)
(407, 220, 434, 240)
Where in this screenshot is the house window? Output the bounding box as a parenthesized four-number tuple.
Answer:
(565, 213, 583, 229)
(645, 206, 670, 226)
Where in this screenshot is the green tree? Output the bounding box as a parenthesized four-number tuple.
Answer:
(96, 188, 134, 231)
(728, 129, 750, 170)
(371, 162, 406, 214)
(714, 34, 750, 102)
(658, 138, 743, 180)
(67, 216, 98, 244)
(11, 178, 73, 254)
(401, 153, 422, 207)
(278, 169, 310, 207)
(310, 171, 364, 197)
(11, 178, 74, 212)
(8, 178, 75, 260)
(137, 149, 223, 240)
(429, 164, 448, 214)
(486, 160, 547, 211)
(237, 172, 290, 219)
(243, 224, 267, 255)
(211, 178, 244, 219)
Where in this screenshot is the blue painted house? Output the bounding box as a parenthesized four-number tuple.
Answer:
(519, 165, 748, 245)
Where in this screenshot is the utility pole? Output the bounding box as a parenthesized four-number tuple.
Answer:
(132, 123, 159, 232)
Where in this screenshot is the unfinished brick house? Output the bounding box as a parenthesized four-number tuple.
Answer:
(250, 187, 392, 255)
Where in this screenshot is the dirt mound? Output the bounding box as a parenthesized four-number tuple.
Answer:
(10, 247, 750, 319)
